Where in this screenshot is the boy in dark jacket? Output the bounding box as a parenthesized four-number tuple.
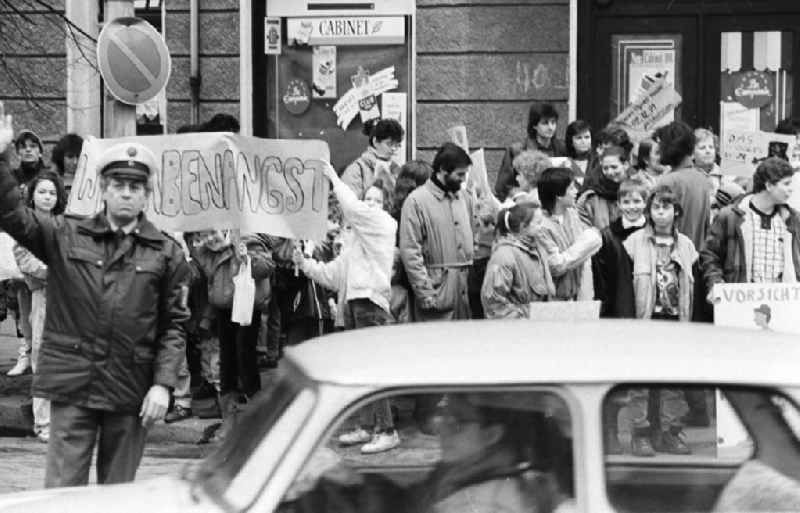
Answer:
(592, 179, 651, 457)
(592, 179, 648, 318)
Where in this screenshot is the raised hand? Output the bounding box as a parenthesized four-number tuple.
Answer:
(0, 101, 13, 154)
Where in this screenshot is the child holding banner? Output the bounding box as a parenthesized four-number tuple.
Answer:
(294, 163, 400, 454)
(191, 230, 273, 439)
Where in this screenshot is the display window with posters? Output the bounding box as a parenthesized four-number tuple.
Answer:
(261, 1, 414, 173)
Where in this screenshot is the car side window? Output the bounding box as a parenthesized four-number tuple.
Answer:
(602, 385, 800, 513)
(281, 390, 576, 513)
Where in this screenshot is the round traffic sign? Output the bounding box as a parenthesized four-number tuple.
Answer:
(97, 17, 171, 105)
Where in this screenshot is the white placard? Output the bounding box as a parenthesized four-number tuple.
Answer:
(712, 282, 800, 334)
(529, 301, 600, 321)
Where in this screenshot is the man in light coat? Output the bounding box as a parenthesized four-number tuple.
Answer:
(399, 142, 474, 322)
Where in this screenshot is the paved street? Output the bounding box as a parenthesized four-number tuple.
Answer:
(0, 317, 215, 494)
(0, 437, 213, 494)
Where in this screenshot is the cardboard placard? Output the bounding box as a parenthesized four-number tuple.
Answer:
(720, 129, 796, 176)
(529, 300, 600, 321)
(614, 74, 682, 132)
(68, 134, 331, 240)
(712, 282, 800, 334)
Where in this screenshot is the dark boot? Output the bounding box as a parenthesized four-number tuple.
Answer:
(217, 393, 243, 441)
(652, 426, 691, 455)
(631, 427, 656, 457)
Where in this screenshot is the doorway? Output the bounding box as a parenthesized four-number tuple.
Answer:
(578, 0, 800, 134)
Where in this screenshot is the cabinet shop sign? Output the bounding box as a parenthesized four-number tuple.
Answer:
(67, 133, 330, 240)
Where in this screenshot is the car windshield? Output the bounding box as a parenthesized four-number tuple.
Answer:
(191, 363, 313, 500)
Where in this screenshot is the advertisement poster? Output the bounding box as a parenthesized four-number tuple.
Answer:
(627, 49, 676, 125)
(68, 134, 331, 240)
(382, 92, 407, 165)
(312, 46, 336, 99)
(264, 17, 281, 55)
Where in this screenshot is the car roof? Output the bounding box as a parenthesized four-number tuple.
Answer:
(286, 320, 800, 388)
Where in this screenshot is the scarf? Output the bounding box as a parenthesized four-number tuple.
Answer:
(590, 173, 621, 201)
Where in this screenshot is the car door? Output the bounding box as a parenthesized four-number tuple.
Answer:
(266, 386, 581, 513)
(602, 384, 800, 513)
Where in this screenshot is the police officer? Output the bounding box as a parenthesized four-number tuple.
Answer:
(0, 109, 190, 487)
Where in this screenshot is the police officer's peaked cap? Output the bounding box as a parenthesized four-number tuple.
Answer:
(96, 142, 158, 182)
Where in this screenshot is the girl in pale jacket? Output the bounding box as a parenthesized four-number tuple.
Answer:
(623, 185, 698, 321)
(294, 162, 400, 454)
(13, 170, 67, 442)
(481, 202, 555, 318)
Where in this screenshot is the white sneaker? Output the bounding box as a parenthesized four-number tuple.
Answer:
(337, 427, 372, 446)
(7, 355, 31, 376)
(36, 431, 49, 443)
(361, 431, 400, 454)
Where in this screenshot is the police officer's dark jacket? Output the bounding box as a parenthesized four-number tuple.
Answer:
(0, 150, 190, 412)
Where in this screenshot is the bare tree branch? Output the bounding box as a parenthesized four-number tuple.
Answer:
(0, 0, 99, 110)
(28, 0, 98, 44)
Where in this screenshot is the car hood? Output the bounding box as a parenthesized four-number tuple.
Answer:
(0, 476, 221, 513)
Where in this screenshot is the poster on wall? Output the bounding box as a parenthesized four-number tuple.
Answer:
(265, 17, 281, 55)
(312, 46, 337, 99)
(627, 49, 676, 125)
(611, 34, 682, 122)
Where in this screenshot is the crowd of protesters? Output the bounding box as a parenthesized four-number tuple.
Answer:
(1, 95, 800, 486)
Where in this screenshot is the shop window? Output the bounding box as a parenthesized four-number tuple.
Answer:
(609, 34, 682, 128)
(719, 31, 797, 174)
(602, 385, 800, 513)
(280, 390, 575, 513)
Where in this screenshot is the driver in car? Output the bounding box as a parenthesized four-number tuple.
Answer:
(283, 392, 575, 513)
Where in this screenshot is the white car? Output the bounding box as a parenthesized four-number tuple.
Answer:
(2, 320, 800, 513)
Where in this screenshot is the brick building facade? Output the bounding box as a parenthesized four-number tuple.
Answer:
(0, 0, 572, 185)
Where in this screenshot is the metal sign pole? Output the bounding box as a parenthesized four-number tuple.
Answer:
(103, 0, 137, 138)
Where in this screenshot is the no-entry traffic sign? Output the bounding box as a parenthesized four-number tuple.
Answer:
(97, 17, 171, 105)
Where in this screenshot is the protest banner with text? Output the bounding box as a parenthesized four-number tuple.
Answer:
(713, 282, 800, 334)
(68, 133, 330, 240)
(720, 129, 796, 177)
